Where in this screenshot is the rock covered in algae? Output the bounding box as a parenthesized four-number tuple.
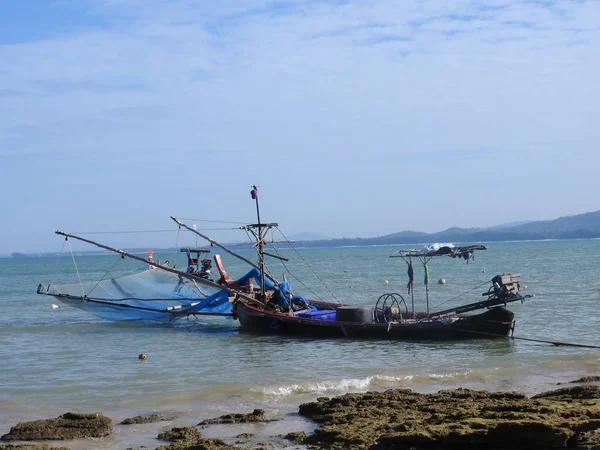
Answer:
(198, 409, 268, 425)
(120, 413, 175, 425)
(283, 431, 308, 444)
(1, 412, 112, 441)
(298, 387, 600, 449)
(559, 376, 600, 385)
(0, 445, 70, 450)
(156, 426, 253, 450)
(533, 385, 600, 401)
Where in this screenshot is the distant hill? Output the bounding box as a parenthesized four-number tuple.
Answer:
(288, 232, 330, 241)
(292, 210, 600, 248)
(13, 210, 600, 256)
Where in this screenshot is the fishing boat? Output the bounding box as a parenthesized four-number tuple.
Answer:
(231, 254, 526, 339)
(38, 186, 532, 339)
(186, 186, 530, 340)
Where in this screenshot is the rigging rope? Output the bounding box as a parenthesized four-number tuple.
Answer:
(67, 239, 85, 296)
(267, 244, 327, 303)
(274, 227, 340, 303)
(430, 279, 492, 311)
(50, 238, 68, 289)
(87, 255, 125, 297)
(510, 335, 600, 349)
(459, 327, 600, 349)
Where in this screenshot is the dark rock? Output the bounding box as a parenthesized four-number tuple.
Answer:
(0, 445, 70, 450)
(235, 433, 254, 439)
(284, 431, 307, 444)
(1, 412, 112, 441)
(533, 385, 600, 401)
(559, 376, 600, 385)
(298, 388, 600, 449)
(156, 426, 252, 449)
(157, 426, 204, 442)
(568, 428, 600, 449)
(198, 409, 268, 425)
(120, 414, 162, 425)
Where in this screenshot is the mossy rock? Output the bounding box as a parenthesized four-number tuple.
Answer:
(0, 445, 70, 450)
(559, 376, 600, 385)
(155, 426, 253, 450)
(284, 431, 307, 444)
(198, 409, 267, 425)
(1, 412, 112, 441)
(120, 413, 162, 425)
(298, 388, 600, 449)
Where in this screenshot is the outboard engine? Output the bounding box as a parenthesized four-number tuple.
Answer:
(491, 274, 520, 299)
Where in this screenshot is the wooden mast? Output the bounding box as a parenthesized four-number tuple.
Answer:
(252, 185, 266, 300)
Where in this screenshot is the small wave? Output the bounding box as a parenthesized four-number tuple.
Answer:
(426, 370, 474, 380)
(258, 374, 414, 397)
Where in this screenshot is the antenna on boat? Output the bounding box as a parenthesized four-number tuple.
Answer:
(242, 185, 281, 301)
(252, 186, 265, 299)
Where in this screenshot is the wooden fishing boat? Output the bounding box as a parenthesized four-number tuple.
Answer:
(234, 301, 516, 340)
(205, 186, 530, 340)
(231, 266, 524, 340)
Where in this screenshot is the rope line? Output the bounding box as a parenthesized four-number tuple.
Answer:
(430, 279, 492, 311)
(87, 255, 125, 297)
(274, 227, 340, 303)
(67, 239, 85, 296)
(458, 327, 600, 349)
(51, 238, 67, 287)
(511, 335, 600, 349)
(267, 244, 327, 303)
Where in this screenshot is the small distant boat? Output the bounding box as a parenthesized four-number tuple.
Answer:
(38, 186, 532, 339)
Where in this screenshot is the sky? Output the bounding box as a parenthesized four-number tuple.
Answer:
(1, 0, 599, 254)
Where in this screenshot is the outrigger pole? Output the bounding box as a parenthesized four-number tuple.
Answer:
(53, 230, 264, 307)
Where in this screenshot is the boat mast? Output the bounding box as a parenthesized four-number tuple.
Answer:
(252, 185, 266, 299)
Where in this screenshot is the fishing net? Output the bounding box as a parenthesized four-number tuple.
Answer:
(38, 266, 237, 322)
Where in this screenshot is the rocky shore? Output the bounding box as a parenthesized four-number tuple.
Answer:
(2, 377, 600, 450)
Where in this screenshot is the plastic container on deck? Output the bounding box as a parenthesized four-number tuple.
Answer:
(295, 309, 337, 321)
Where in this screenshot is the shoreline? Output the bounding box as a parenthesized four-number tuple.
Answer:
(3, 377, 600, 450)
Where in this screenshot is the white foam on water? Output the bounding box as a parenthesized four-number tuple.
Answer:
(258, 374, 414, 397)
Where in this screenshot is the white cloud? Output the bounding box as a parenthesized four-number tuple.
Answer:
(1, 0, 599, 252)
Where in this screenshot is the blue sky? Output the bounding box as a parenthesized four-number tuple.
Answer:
(1, 0, 599, 253)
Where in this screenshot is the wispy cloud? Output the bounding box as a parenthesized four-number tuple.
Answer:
(1, 0, 599, 251)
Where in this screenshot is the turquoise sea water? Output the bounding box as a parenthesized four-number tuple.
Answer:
(1, 240, 600, 448)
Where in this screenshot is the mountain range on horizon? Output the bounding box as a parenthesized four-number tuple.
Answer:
(5, 209, 600, 257)
(291, 209, 600, 247)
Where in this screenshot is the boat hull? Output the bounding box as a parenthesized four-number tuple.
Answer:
(235, 303, 515, 340)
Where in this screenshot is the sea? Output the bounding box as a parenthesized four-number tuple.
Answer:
(1, 239, 600, 449)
